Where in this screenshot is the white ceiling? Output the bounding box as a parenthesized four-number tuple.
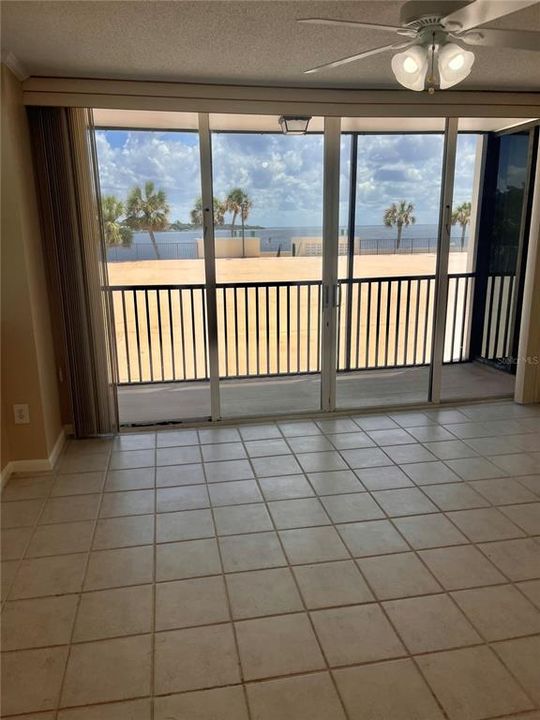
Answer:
(2, 1, 540, 91)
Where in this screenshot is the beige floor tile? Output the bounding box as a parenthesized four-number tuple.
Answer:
(329, 431, 375, 450)
(354, 414, 399, 431)
(40, 494, 101, 524)
(307, 469, 364, 495)
(402, 461, 462, 485)
(479, 538, 540, 581)
(247, 672, 346, 720)
(469, 477, 538, 505)
(490, 452, 540, 476)
(156, 508, 214, 542)
(337, 519, 410, 556)
(447, 507, 524, 542)
(268, 497, 330, 529)
(51, 472, 105, 496)
(279, 420, 321, 436)
(1, 560, 18, 600)
(105, 467, 155, 491)
(358, 552, 442, 600)
(407, 426, 455, 443)
(99, 489, 154, 517)
(312, 603, 404, 666)
(156, 538, 221, 581)
(252, 455, 302, 477)
(1, 646, 68, 715)
(355, 465, 413, 490)
(204, 458, 253, 482)
(208, 480, 262, 506)
(2, 595, 79, 650)
(259, 474, 314, 500)
(156, 484, 209, 512)
(517, 578, 540, 607)
(85, 546, 153, 590)
(226, 567, 303, 619)
(334, 659, 445, 720)
(199, 427, 241, 443)
(317, 418, 359, 434)
(239, 424, 281, 441)
(113, 433, 156, 451)
(340, 447, 393, 468)
(3, 475, 54, 501)
(419, 546, 506, 589)
(296, 451, 348, 473)
(501, 502, 540, 534)
(156, 446, 201, 467)
(422, 483, 491, 511)
(393, 514, 468, 549)
(371, 488, 438, 517)
(155, 686, 248, 720)
(367, 428, 416, 446)
(219, 532, 285, 572)
(213, 503, 272, 535)
(517, 474, 540, 496)
(156, 576, 229, 629)
(383, 594, 481, 653)
(11, 553, 87, 599)
(244, 438, 291, 457)
(27, 520, 95, 557)
(288, 435, 334, 453)
(61, 634, 152, 706)
(280, 526, 349, 564)
(58, 453, 109, 474)
(1, 498, 45, 528)
(423, 439, 479, 460)
(93, 514, 154, 549)
(382, 444, 435, 464)
(417, 646, 534, 720)
(58, 698, 151, 719)
(73, 585, 153, 641)
(156, 428, 199, 447)
(321, 493, 383, 523)
(109, 449, 157, 469)
(156, 463, 204, 487)
(154, 624, 240, 694)
(293, 560, 373, 609)
(1, 526, 33, 560)
(494, 635, 540, 705)
(445, 457, 503, 481)
(202, 442, 247, 462)
(236, 613, 324, 680)
(452, 584, 540, 641)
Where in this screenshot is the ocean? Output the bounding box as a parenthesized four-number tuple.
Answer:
(106, 224, 469, 262)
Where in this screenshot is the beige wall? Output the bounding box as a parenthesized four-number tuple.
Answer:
(1, 64, 63, 471)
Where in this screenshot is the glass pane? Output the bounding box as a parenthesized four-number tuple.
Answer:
(95, 122, 212, 423)
(336, 130, 444, 409)
(209, 115, 324, 417)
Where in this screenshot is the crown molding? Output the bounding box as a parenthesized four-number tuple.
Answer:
(2, 51, 29, 81)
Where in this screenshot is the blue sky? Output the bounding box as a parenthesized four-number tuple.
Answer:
(95, 129, 478, 227)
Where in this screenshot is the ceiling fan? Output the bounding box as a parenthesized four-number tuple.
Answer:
(298, 0, 540, 91)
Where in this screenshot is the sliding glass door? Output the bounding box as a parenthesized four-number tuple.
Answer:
(209, 114, 325, 418)
(94, 111, 535, 425)
(335, 122, 445, 410)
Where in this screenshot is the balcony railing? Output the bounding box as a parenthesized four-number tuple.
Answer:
(109, 271, 497, 385)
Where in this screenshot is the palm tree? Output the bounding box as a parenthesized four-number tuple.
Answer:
(225, 188, 252, 237)
(383, 201, 416, 250)
(452, 201, 472, 249)
(125, 181, 170, 259)
(190, 197, 225, 227)
(101, 195, 132, 247)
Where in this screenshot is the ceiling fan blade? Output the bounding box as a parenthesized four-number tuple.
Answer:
(304, 43, 407, 75)
(459, 27, 540, 51)
(297, 17, 409, 33)
(441, 0, 540, 33)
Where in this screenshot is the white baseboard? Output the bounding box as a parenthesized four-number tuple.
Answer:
(0, 427, 67, 489)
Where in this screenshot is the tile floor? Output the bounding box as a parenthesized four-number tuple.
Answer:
(2, 399, 540, 719)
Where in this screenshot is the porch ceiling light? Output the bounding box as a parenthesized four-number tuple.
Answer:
(279, 116, 312, 135)
(391, 42, 475, 92)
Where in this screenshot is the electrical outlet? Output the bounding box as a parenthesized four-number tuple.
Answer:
(13, 404, 30, 424)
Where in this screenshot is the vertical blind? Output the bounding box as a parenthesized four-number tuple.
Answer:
(28, 106, 118, 436)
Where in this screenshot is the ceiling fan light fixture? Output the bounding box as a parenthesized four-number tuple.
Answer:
(438, 42, 475, 89)
(391, 45, 428, 91)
